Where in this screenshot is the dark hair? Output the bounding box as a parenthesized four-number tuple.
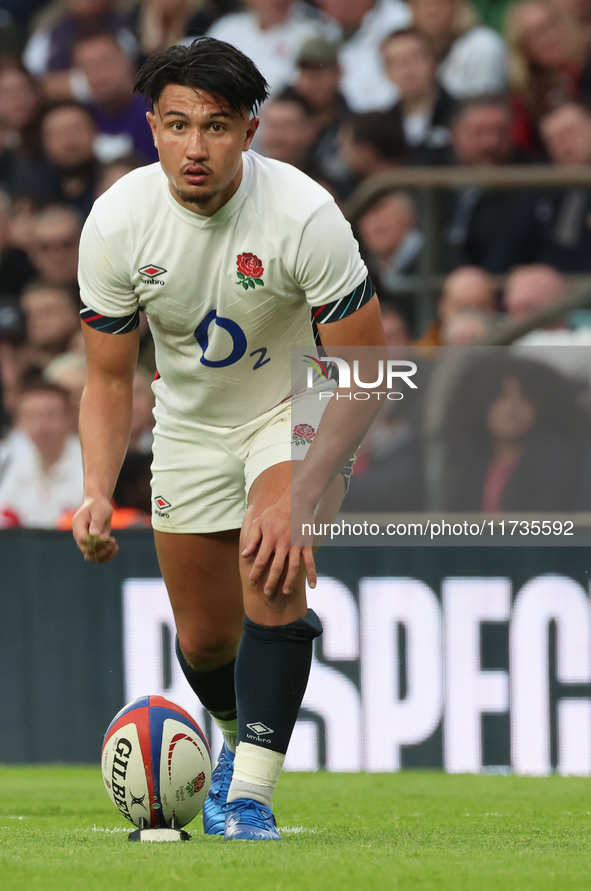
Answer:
(444, 352, 585, 450)
(273, 87, 316, 117)
(17, 379, 69, 405)
(348, 109, 407, 162)
(40, 99, 96, 127)
(133, 38, 269, 116)
(450, 93, 510, 127)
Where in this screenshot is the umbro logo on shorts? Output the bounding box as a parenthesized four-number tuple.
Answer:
(154, 495, 172, 518)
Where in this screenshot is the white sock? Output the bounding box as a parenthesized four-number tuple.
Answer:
(210, 713, 237, 753)
(226, 741, 285, 808)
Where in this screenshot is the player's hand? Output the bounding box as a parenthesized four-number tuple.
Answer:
(242, 494, 316, 597)
(72, 496, 119, 563)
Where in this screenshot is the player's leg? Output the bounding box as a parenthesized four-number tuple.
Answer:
(154, 528, 243, 834)
(151, 417, 248, 744)
(224, 461, 345, 840)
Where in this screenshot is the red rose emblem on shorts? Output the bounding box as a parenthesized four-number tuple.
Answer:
(236, 253, 264, 289)
(292, 423, 316, 446)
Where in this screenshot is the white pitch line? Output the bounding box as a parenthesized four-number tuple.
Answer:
(278, 826, 317, 834)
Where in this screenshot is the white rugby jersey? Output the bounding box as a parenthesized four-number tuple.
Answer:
(78, 151, 368, 427)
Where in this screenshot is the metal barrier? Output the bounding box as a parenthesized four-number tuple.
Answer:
(343, 165, 591, 337)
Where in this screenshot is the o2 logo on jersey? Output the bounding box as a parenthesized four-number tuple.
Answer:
(194, 310, 270, 370)
(194, 310, 247, 368)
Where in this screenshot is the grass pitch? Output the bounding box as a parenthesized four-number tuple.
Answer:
(1, 767, 590, 891)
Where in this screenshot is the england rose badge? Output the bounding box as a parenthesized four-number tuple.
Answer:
(236, 253, 264, 289)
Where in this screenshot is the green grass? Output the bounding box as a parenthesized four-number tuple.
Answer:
(0, 767, 590, 891)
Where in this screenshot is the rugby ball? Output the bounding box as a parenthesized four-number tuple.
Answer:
(101, 695, 211, 829)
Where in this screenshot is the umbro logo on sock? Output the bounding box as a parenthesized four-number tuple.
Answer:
(246, 722, 274, 736)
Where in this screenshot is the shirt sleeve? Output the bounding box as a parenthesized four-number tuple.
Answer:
(295, 201, 368, 309)
(77, 207, 139, 321)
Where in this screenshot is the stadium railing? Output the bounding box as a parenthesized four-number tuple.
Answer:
(343, 165, 591, 338)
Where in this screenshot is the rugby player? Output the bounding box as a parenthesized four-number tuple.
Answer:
(72, 38, 386, 841)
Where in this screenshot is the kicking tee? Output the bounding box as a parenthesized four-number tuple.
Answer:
(78, 151, 368, 427)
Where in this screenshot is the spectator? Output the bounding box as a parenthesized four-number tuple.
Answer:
(258, 90, 319, 170)
(6, 195, 44, 253)
(27, 206, 82, 290)
(439, 353, 584, 511)
(339, 109, 407, 180)
(139, 0, 204, 57)
(554, 0, 591, 28)
(73, 33, 157, 164)
(0, 381, 83, 528)
(208, 0, 339, 96)
(357, 192, 424, 292)
(139, 0, 242, 57)
(130, 369, 155, 454)
(344, 395, 425, 511)
(450, 95, 514, 165)
(506, 264, 591, 379)
(0, 61, 44, 161)
(316, 0, 411, 111)
(409, 0, 508, 98)
(541, 100, 591, 164)
(505, 0, 585, 153)
(533, 102, 591, 271)
(442, 96, 537, 271)
(417, 265, 496, 344)
(22, 282, 80, 370)
(440, 308, 496, 343)
(504, 263, 566, 324)
(44, 352, 87, 434)
(23, 0, 136, 102)
(291, 37, 354, 196)
(95, 153, 144, 198)
(381, 27, 458, 163)
(0, 298, 27, 430)
(380, 299, 413, 344)
(0, 189, 36, 298)
(40, 102, 100, 217)
(0, 63, 51, 198)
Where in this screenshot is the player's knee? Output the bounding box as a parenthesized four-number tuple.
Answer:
(177, 632, 240, 672)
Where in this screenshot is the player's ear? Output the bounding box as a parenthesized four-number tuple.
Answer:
(146, 111, 158, 148)
(243, 116, 259, 151)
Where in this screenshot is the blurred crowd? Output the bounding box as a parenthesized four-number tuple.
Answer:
(2, 0, 591, 525)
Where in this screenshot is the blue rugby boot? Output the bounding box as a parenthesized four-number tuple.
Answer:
(202, 742, 235, 835)
(223, 798, 281, 841)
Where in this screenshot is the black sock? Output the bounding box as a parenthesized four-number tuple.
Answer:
(175, 637, 237, 723)
(235, 610, 323, 755)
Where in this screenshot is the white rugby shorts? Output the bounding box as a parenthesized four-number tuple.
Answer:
(151, 388, 342, 534)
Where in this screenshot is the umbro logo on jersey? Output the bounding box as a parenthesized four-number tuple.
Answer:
(139, 264, 167, 278)
(139, 264, 166, 285)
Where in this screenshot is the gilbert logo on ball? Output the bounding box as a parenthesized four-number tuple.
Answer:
(101, 695, 211, 829)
